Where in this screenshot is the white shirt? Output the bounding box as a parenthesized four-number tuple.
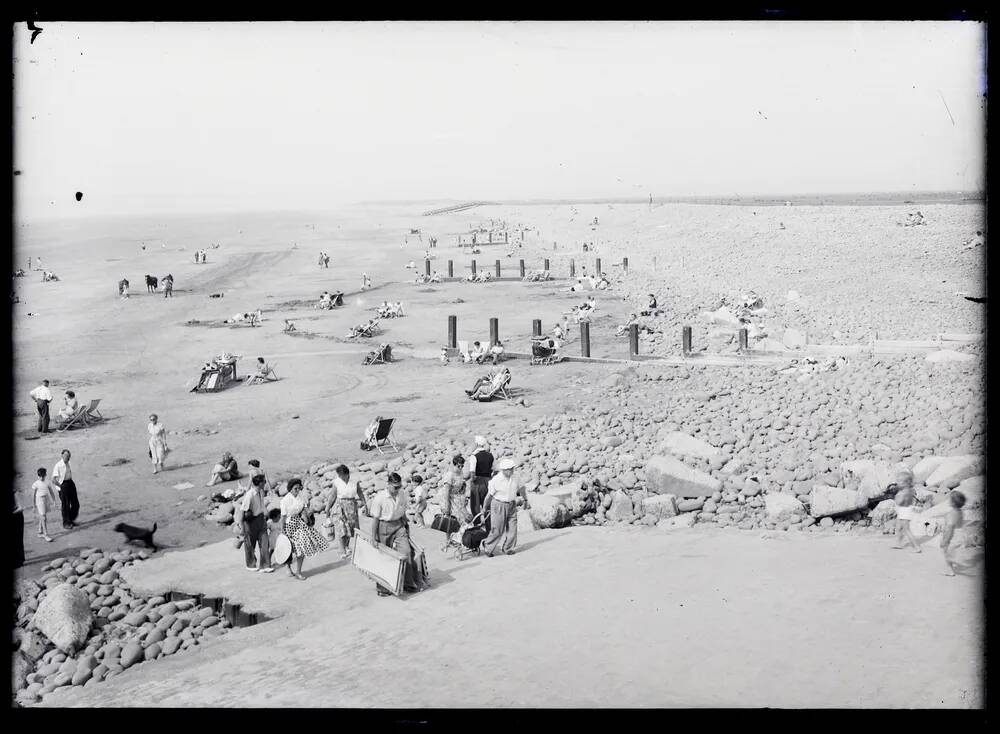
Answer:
(333, 476, 360, 503)
(487, 473, 521, 503)
(52, 459, 72, 486)
(30, 385, 52, 402)
(369, 488, 410, 521)
(280, 493, 305, 517)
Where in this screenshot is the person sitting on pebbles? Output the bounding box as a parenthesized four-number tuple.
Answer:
(206, 451, 241, 487)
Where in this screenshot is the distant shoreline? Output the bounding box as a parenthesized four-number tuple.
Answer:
(17, 191, 984, 226)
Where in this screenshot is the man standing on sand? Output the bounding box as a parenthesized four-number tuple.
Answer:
(368, 473, 421, 597)
(480, 457, 530, 557)
(52, 449, 80, 530)
(29, 379, 53, 434)
(466, 435, 494, 518)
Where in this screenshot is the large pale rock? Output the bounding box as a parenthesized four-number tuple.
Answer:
(642, 494, 678, 519)
(644, 455, 721, 498)
(18, 629, 49, 662)
(32, 584, 92, 654)
(702, 306, 741, 328)
(657, 513, 698, 529)
(516, 508, 537, 534)
(606, 490, 634, 522)
(869, 500, 897, 528)
(925, 455, 983, 489)
(841, 459, 895, 502)
(764, 492, 804, 519)
(527, 495, 571, 529)
(12, 651, 31, 692)
(659, 432, 720, 461)
(912, 456, 946, 485)
(808, 486, 867, 518)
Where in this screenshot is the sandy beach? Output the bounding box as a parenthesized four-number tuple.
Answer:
(12, 199, 986, 708)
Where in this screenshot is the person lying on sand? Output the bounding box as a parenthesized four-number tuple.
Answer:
(13, 269, 24, 278)
(283, 319, 297, 333)
(206, 451, 240, 487)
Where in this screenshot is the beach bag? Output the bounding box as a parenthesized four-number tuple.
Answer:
(462, 524, 489, 550)
(431, 514, 461, 534)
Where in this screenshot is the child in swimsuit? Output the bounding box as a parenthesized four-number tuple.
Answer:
(940, 491, 966, 576)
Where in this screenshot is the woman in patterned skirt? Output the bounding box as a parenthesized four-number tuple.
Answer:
(436, 454, 471, 546)
(280, 478, 329, 580)
(325, 464, 365, 560)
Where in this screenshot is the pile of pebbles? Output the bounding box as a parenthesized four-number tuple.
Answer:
(12, 548, 235, 707)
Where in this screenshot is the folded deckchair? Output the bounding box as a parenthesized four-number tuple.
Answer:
(475, 371, 512, 402)
(457, 340, 472, 363)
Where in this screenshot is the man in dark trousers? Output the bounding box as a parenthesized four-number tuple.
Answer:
(29, 379, 53, 433)
(52, 449, 80, 529)
(466, 435, 494, 517)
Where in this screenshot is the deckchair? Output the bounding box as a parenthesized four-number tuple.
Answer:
(362, 344, 392, 366)
(57, 405, 89, 431)
(245, 363, 279, 385)
(456, 341, 473, 363)
(82, 399, 103, 423)
(474, 371, 512, 402)
(361, 417, 399, 454)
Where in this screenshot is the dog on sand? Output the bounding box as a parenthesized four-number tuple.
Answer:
(114, 522, 158, 551)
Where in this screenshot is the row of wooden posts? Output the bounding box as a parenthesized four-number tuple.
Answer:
(424, 257, 629, 278)
(447, 316, 751, 359)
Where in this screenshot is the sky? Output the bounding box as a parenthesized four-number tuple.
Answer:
(13, 21, 987, 220)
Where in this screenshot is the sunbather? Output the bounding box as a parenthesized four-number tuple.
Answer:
(283, 319, 296, 333)
(206, 451, 240, 487)
(486, 340, 505, 365)
(465, 367, 500, 396)
(468, 367, 510, 400)
(469, 341, 487, 363)
(58, 390, 79, 421)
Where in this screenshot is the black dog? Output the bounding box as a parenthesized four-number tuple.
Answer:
(145, 274, 158, 292)
(114, 522, 158, 551)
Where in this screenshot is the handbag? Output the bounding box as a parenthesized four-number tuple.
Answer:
(431, 513, 461, 534)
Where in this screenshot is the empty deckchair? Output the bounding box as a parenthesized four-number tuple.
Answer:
(362, 344, 392, 366)
(456, 341, 473, 363)
(57, 405, 89, 432)
(82, 399, 103, 423)
(474, 371, 512, 402)
(360, 417, 399, 453)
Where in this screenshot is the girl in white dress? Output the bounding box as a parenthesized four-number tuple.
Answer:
(147, 414, 168, 474)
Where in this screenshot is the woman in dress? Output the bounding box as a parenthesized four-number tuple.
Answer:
(281, 478, 329, 580)
(58, 390, 79, 421)
(147, 414, 168, 474)
(436, 455, 471, 546)
(325, 464, 364, 560)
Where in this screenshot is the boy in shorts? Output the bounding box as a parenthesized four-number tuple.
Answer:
(940, 491, 966, 576)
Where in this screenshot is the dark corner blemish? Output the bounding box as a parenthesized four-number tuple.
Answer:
(75, 192, 83, 201)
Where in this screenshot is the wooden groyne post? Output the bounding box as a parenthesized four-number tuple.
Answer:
(682, 326, 692, 356)
(622, 257, 629, 274)
(425, 259, 431, 276)
(738, 328, 748, 353)
(471, 259, 477, 277)
(580, 321, 591, 357)
(570, 259, 576, 277)
(448, 260, 454, 278)
(495, 260, 501, 278)
(532, 319, 542, 337)
(519, 259, 526, 278)
(489, 317, 499, 347)
(629, 323, 639, 357)
(544, 258, 550, 271)
(448, 315, 457, 349)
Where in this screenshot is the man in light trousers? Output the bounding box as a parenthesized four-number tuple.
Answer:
(481, 458, 530, 557)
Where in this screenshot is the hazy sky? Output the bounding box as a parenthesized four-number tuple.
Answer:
(13, 21, 986, 220)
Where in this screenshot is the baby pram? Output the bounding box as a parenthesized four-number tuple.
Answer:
(453, 512, 491, 561)
(530, 337, 566, 366)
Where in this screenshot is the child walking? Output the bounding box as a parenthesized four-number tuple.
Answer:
(32, 467, 57, 542)
(891, 486, 921, 553)
(940, 491, 966, 576)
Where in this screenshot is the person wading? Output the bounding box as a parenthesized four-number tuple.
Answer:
(51, 449, 80, 530)
(368, 472, 421, 597)
(466, 435, 494, 518)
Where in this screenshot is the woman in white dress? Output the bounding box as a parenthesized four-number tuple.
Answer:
(147, 414, 168, 474)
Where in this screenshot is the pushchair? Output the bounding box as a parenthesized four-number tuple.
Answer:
(530, 337, 566, 366)
(453, 512, 491, 560)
